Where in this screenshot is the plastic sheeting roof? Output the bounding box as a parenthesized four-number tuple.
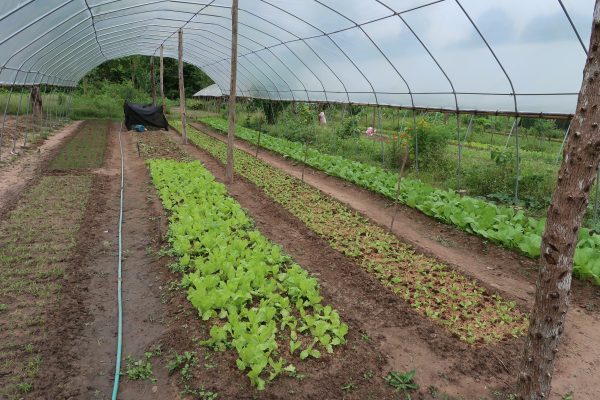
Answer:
(193, 83, 224, 97)
(0, 0, 594, 116)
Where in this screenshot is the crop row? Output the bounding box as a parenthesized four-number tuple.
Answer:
(172, 121, 528, 345)
(149, 159, 347, 390)
(197, 116, 600, 285)
(447, 139, 558, 164)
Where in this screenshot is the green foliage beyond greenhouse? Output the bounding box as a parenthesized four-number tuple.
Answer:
(148, 159, 347, 389)
(198, 116, 600, 285)
(172, 120, 529, 344)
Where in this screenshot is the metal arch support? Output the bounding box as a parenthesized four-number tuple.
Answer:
(83, 0, 109, 61)
(454, 0, 520, 201)
(151, 0, 218, 53)
(258, 0, 379, 106)
(11, 83, 26, 154)
(395, 13, 459, 177)
(22, 73, 36, 147)
(557, 0, 588, 54)
(0, 73, 18, 160)
(555, 119, 572, 164)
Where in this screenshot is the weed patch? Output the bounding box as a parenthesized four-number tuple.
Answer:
(0, 175, 92, 397)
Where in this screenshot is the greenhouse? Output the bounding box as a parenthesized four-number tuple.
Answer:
(0, 1, 599, 399)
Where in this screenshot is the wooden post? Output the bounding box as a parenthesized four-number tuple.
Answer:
(150, 56, 156, 105)
(131, 57, 137, 88)
(226, 0, 239, 183)
(178, 29, 187, 144)
(30, 85, 43, 124)
(516, 1, 600, 397)
(390, 143, 410, 229)
(160, 45, 166, 116)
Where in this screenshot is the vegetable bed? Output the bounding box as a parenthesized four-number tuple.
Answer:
(50, 120, 108, 170)
(173, 121, 528, 345)
(197, 117, 600, 285)
(149, 159, 348, 390)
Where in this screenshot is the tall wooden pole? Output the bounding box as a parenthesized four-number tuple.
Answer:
(516, 1, 600, 397)
(160, 45, 165, 115)
(178, 29, 187, 144)
(226, 0, 239, 183)
(150, 56, 156, 105)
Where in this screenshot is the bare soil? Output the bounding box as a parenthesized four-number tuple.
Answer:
(189, 121, 600, 400)
(0, 120, 83, 218)
(56, 123, 179, 399)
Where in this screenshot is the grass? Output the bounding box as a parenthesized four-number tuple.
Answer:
(0, 89, 67, 116)
(174, 121, 528, 344)
(0, 174, 93, 398)
(0, 119, 106, 397)
(49, 120, 109, 170)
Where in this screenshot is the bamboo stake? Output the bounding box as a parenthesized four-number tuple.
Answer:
(178, 29, 187, 144)
(226, 0, 239, 183)
(160, 45, 166, 116)
(150, 56, 156, 105)
(390, 143, 410, 229)
(11, 85, 25, 154)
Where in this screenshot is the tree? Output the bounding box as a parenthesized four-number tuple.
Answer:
(80, 55, 213, 99)
(516, 2, 600, 398)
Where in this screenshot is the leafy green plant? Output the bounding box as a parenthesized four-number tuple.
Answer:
(174, 121, 528, 344)
(181, 384, 218, 400)
(124, 356, 155, 382)
(341, 379, 357, 392)
(17, 381, 32, 393)
(405, 118, 450, 169)
(335, 115, 361, 138)
(149, 159, 347, 390)
(196, 116, 600, 286)
(167, 351, 198, 382)
(490, 148, 514, 167)
(384, 370, 419, 392)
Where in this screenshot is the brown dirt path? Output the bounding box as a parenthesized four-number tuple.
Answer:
(0, 120, 83, 217)
(189, 122, 600, 400)
(62, 124, 178, 399)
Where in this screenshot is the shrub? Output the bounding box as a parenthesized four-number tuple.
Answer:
(462, 163, 513, 196)
(188, 99, 205, 110)
(277, 103, 316, 143)
(406, 119, 450, 169)
(335, 115, 361, 138)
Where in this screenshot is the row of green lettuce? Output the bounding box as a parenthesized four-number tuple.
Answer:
(176, 122, 528, 344)
(149, 159, 348, 389)
(197, 116, 600, 285)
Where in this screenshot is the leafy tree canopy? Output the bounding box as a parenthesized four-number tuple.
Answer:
(80, 55, 213, 99)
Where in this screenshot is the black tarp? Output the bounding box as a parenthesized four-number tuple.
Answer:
(123, 101, 168, 130)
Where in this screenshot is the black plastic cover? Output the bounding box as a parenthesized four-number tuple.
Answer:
(123, 101, 168, 130)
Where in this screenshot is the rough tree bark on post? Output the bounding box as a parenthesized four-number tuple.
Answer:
(226, 0, 239, 183)
(131, 57, 137, 88)
(178, 29, 187, 144)
(29, 85, 42, 125)
(150, 56, 156, 105)
(160, 45, 166, 116)
(516, 2, 600, 398)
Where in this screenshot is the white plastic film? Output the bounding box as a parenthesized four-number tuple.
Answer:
(0, 0, 594, 115)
